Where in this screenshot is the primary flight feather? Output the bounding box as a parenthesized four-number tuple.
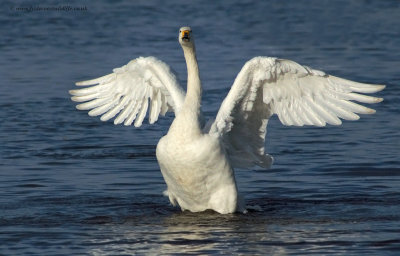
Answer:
(70, 27, 384, 214)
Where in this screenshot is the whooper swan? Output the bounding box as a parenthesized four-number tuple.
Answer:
(70, 27, 385, 214)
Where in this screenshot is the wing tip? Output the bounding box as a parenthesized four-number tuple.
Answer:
(353, 114, 360, 121)
(331, 119, 343, 126)
(376, 84, 386, 92)
(75, 80, 95, 86)
(69, 89, 88, 97)
(100, 115, 110, 122)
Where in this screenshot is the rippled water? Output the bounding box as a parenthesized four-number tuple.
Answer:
(1, 0, 399, 255)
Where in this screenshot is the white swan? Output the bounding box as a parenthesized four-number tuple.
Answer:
(70, 27, 385, 214)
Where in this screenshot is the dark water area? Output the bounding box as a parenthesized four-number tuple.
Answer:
(1, 0, 399, 255)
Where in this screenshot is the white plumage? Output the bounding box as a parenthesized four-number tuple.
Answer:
(70, 27, 384, 214)
(71, 57, 185, 126)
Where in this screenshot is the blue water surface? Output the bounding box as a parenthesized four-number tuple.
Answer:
(1, 0, 399, 255)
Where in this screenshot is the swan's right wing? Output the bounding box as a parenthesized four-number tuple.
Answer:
(69, 56, 185, 126)
(210, 57, 384, 169)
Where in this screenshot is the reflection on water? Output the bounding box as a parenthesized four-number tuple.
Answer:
(80, 193, 400, 255)
(87, 211, 277, 255)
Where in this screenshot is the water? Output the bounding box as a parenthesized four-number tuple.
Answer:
(1, 0, 399, 255)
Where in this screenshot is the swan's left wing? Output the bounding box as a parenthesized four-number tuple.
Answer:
(209, 57, 385, 169)
(69, 56, 185, 127)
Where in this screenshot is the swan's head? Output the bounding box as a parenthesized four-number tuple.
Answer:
(179, 26, 194, 47)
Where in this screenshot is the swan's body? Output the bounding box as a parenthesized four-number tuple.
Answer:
(70, 27, 384, 214)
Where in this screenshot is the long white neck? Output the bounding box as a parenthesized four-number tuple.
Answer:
(182, 45, 202, 112)
(169, 45, 202, 138)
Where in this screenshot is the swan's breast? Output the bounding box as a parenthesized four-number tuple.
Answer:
(156, 134, 238, 213)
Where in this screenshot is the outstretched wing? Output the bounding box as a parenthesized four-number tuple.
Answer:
(69, 56, 185, 127)
(209, 57, 385, 169)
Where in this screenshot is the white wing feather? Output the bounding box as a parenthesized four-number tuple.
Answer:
(210, 57, 385, 168)
(69, 57, 185, 126)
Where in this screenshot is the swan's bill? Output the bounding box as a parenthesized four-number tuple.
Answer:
(179, 27, 192, 42)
